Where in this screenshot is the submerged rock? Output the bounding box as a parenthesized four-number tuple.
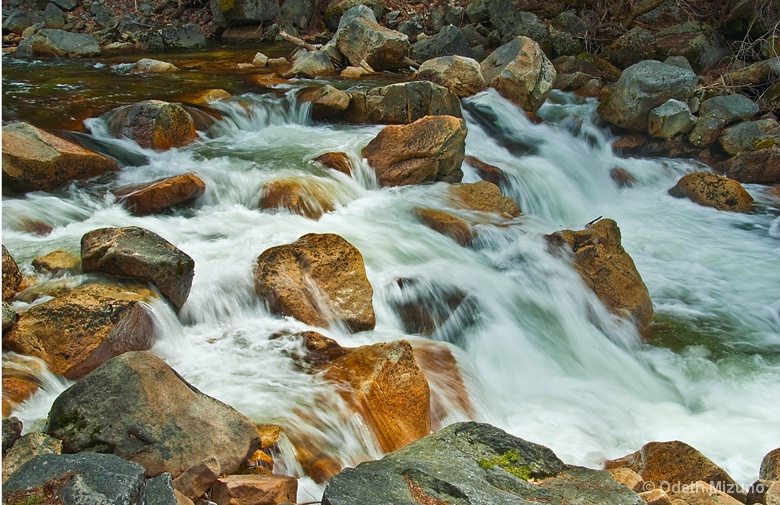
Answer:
(668, 172, 754, 212)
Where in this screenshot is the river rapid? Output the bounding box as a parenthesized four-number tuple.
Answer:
(3, 47, 779, 500)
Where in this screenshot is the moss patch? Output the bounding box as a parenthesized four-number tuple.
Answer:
(478, 450, 532, 480)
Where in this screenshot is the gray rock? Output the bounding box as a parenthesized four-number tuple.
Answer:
(90, 1, 115, 27)
(334, 5, 410, 71)
(323, 0, 384, 32)
(655, 21, 729, 72)
(465, 0, 488, 24)
(688, 94, 759, 147)
(346, 80, 462, 124)
(44, 3, 65, 28)
(14, 29, 101, 58)
(412, 25, 474, 63)
(280, 0, 315, 32)
(647, 99, 696, 139)
(2, 417, 23, 457)
(3, 10, 45, 35)
(719, 121, 769, 155)
(322, 422, 644, 505)
(2, 432, 63, 483)
(663, 55, 694, 72)
(598, 60, 698, 132)
(51, 0, 77, 10)
(80, 226, 195, 312)
(2, 301, 18, 332)
(210, 0, 278, 30)
(284, 49, 335, 78)
(138, 24, 207, 51)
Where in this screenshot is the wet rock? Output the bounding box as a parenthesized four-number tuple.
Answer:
(547, 218, 654, 333)
(47, 351, 260, 479)
(362, 115, 467, 186)
(15, 28, 101, 58)
(2, 432, 62, 484)
(647, 99, 696, 140)
(260, 178, 336, 219)
(131, 58, 180, 73)
(346, 81, 462, 124)
(314, 151, 354, 175)
(211, 474, 298, 505)
(2, 375, 40, 419)
(718, 121, 772, 155)
(114, 173, 206, 216)
(414, 55, 487, 98)
(284, 49, 336, 78)
(31, 249, 80, 275)
(553, 53, 622, 84)
(101, 100, 197, 150)
(321, 421, 644, 505)
(3, 282, 157, 379)
(448, 180, 521, 218)
(2, 122, 119, 193)
(299, 85, 351, 121)
(688, 94, 759, 148)
(412, 25, 474, 63)
(178, 88, 232, 106)
(254, 233, 375, 332)
(465, 155, 509, 186)
(605, 440, 746, 503)
(761, 448, 780, 481)
(480, 36, 556, 113)
(389, 277, 474, 337)
(668, 172, 754, 212)
(2, 245, 23, 303)
(654, 22, 729, 73)
(416, 209, 473, 246)
(717, 146, 780, 183)
(603, 27, 655, 69)
(334, 5, 410, 71)
(2, 417, 23, 456)
(81, 226, 195, 312)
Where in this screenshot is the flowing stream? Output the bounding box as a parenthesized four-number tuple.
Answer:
(3, 50, 780, 500)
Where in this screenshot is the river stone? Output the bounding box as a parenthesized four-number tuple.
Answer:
(668, 172, 754, 212)
(284, 49, 336, 78)
(346, 81, 462, 124)
(647, 99, 696, 140)
(598, 60, 698, 132)
(718, 121, 769, 155)
(717, 146, 780, 183)
(2, 245, 23, 303)
(480, 36, 556, 113)
(137, 24, 207, 52)
(16, 28, 101, 58)
(32, 249, 81, 275)
(322, 421, 644, 505)
(299, 85, 351, 122)
(2, 432, 62, 484)
(314, 151, 354, 175)
(47, 351, 260, 478)
(547, 219, 654, 333)
(605, 440, 746, 502)
(654, 22, 728, 73)
(411, 25, 474, 63)
(2, 122, 119, 193)
(449, 180, 521, 218)
(334, 5, 410, 71)
(114, 173, 206, 216)
(102, 100, 197, 150)
(2, 282, 157, 379)
(81, 226, 195, 312)
(178, 88, 232, 106)
(260, 178, 336, 219)
(362, 115, 467, 186)
(414, 55, 487, 98)
(254, 233, 375, 332)
(131, 58, 179, 73)
(688, 94, 760, 147)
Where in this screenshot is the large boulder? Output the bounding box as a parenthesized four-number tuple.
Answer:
(81, 226, 195, 312)
(15, 29, 101, 58)
(718, 121, 771, 156)
(605, 440, 746, 502)
(136, 24, 207, 52)
(346, 81, 462, 124)
(210, 0, 278, 30)
(668, 172, 754, 212)
(414, 55, 487, 98)
(480, 36, 556, 113)
(2, 245, 23, 303)
(47, 351, 260, 479)
(2, 282, 157, 380)
(761, 447, 780, 481)
(211, 475, 298, 505)
(322, 422, 644, 505)
(546, 219, 653, 333)
(362, 115, 467, 186)
(717, 145, 780, 184)
(101, 100, 197, 150)
(598, 60, 698, 132)
(323, 0, 384, 32)
(411, 25, 474, 63)
(114, 173, 206, 216)
(654, 22, 729, 73)
(253, 233, 375, 332)
(688, 94, 760, 147)
(2, 122, 119, 193)
(334, 5, 410, 71)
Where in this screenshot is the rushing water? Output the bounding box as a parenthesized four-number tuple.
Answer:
(3, 51, 780, 500)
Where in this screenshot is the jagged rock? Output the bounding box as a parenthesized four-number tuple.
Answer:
(253, 233, 375, 331)
(480, 36, 556, 113)
(603, 28, 656, 70)
(284, 49, 336, 78)
(113, 173, 206, 216)
(321, 421, 644, 505)
(2, 245, 23, 303)
(362, 115, 467, 186)
(178, 89, 232, 106)
(414, 55, 487, 98)
(15, 29, 100, 58)
(605, 440, 746, 503)
(101, 100, 197, 150)
(718, 121, 772, 155)
(412, 25, 474, 63)
(47, 351, 260, 479)
(211, 475, 298, 505)
(546, 219, 654, 333)
(647, 99, 696, 140)
(131, 58, 179, 73)
(3, 282, 157, 379)
(448, 180, 521, 218)
(598, 60, 698, 132)
(416, 209, 473, 246)
(299, 85, 351, 121)
(654, 22, 729, 73)
(717, 146, 780, 183)
(81, 226, 195, 312)
(2, 432, 62, 484)
(260, 178, 336, 219)
(334, 5, 410, 71)
(688, 94, 759, 147)
(2, 122, 119, 193)
(346, 81, 462, 124)
(2, 417, 23, 457)
(31, 249, 80, 275)
(668, 172, 754, 212)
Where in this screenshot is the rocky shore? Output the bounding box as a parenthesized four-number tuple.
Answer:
(2, 0, 780, 503)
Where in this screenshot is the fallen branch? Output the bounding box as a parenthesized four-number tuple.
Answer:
(279, 30, 320, 52)
(403, 56, 420, 69)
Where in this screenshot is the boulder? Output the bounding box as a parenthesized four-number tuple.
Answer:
(346, 81, 462, 124)
(598, 60, 698, 132)
(210, 0, 277, 30)
(414, 55, 487, 98)
(284, 49, 336, 78)
(113, 173, 206, 216)
(31, 249, 81, 275)
(299, 85, 351, 121)
(668, 172, 754, 212)
(2, 245, 23, 303)
(448, 180, 521, 218)
(416, 209, 473, 246)
(2, 432, 62, 484)
(411, 25, 474, 63)
(718, 121, 771, 155)
(362, 115, 467, 186)
(605, 440, 746, 502)
(480, 36, 556, 113)
(211, 474, 297, 504)
(15, 29, 101, 58)
(260, 178, 336, 219)
(3, 11, 44, 35)
(553, 53, 622, 84)
(2, 122, 119, 193)
(647, 99, 696, 140)
(81, 226, 195, 312)
(2, 417, 23, 456)
(253, 233, 375, 332)
(47, 351, 260, 479)
(654, 22, 729, 73)
(749, 479, 780, 505)
(321, 422, 644, 505)
(101, 100, 197, 150)
(761, 448, 780, 481)
(688, 94, 760, 147)
(602, 28, 656, 69)
(314, 151, 354, 175)
(2, 282, 157, 380)
(334, 5, 410, 71)
(546, 219, 653, 333)
(323, 0, 384, 32)
(717, 146, 780, 183)
(131, 58, 179, 73)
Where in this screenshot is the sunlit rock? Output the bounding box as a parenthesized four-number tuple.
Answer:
(608, 467, 645, 492)
(416, 208, 473, 246)
(2, 122, 119, 193)
(465, 155, 510, 186)
(668, 172, 754, 212)
(346, 81, 462, 125)
(130, 58, 179, 73)
(253, 233, 375, 332)
(15, 28, 101, 58)
(31, 249, 80, 276)
(334, 5, 410, 71)
(172, 455, 220, 500)
(414, 55, 487, 98)
(178, 88, 232, 106)
(211, 475, 298, 505)
(259, 178, 336, 219)
(2, 246, 23, 303)
(2, 375, 39, 418)
(113, 173, 206, 216)
(100, 100, 197, 150)
(314, 151, 354, 175)
(299, 85, 350, 121)
(448, 180, 521, 218)
(670, 481, 744, 505)
(761, 448, 780, 481)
